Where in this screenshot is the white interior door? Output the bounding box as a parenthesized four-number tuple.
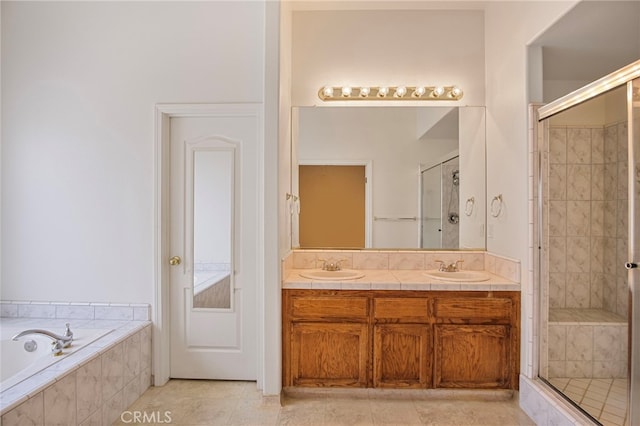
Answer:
(169, 115, 257, 380)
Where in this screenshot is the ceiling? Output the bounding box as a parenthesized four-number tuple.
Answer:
(531, 1, 640, 82)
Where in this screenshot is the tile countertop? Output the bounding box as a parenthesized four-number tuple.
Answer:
(283, 269, 519, 291)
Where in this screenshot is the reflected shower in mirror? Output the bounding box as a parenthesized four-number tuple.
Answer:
(192, 149, 233, 309)
(291, 106, 486, 250)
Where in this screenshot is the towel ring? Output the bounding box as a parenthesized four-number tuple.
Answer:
(490, 194, 503, 218)
(464, 197, 475, 216)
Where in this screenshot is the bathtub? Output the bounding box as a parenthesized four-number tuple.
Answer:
(0, 302, 151, 425)
(0, 325, 113, 391)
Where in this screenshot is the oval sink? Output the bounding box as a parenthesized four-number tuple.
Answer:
(423, 270, 490, 282)
(299, 269, 365, 280)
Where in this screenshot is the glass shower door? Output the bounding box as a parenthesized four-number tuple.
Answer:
(538, 85, 630, 425)
(629, 76, 640, 426)
(420, 164, 442, 248)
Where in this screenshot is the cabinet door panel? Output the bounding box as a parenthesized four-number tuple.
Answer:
(373, 324, 431, 388)
(290, 322, 368, 387)
(434, 324, 510, 389)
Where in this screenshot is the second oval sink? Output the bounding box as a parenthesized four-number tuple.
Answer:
(299, 269, 365, 280)
(423, 270, 490, 282)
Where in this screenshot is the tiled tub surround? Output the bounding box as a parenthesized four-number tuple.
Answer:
(0, 302, 152, 426)
(282, 249, 520, 290)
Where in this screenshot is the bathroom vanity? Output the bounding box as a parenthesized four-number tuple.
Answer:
(282, 252, 521, 391)
(283, 289, 520, 390)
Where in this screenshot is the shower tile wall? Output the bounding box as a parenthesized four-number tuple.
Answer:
(548, 123, 628, 317)
(546, 123, 629, 381)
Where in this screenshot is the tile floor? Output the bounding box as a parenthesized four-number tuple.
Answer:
(115, 380, 536, 426)
(548, 377, 628, 426)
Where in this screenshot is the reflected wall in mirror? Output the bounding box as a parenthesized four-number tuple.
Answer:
(291, 106, 486, 249)
(192, 148, 234, 309)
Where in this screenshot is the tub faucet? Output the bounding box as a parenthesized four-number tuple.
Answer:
(12, 323, 73, 355)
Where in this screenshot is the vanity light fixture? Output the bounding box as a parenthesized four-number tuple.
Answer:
(412, 86, 426, 97)
(318, 85, 463, 101)
(377, 86, 389, 97)
(394, 86, 407, 98)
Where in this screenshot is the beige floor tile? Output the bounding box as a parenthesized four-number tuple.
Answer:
(117, 380, 538, 426)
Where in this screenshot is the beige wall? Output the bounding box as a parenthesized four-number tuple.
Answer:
(291, 8, 486, 107)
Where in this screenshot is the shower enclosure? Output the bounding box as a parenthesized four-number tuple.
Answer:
(536, 60, 639, 426)
(420, 155, 460, 249)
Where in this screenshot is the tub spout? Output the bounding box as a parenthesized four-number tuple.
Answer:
(12, 323, 73, 354)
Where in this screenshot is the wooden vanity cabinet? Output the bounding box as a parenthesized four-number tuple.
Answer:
(372, 297, 431, 388)
(283, 290, 520, 390)
(432, 295, 520, 389)
(283, 291, 370, 387)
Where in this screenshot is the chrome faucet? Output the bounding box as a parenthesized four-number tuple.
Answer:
(12, 323, 73, 355)
(318, 258, 346, 271)
(435, 259, 464, 272)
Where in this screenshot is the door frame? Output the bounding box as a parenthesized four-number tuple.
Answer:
(296, 160, 372, 247)
(153, 103, 264, 386)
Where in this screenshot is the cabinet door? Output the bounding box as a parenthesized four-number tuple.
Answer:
(434, 324, 510, 389)
(290, 322, 368, 387)
(373, 324, 431, 388)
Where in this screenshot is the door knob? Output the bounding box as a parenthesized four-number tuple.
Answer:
(169, 256, 182, 266)
(625, 262, 638, 270)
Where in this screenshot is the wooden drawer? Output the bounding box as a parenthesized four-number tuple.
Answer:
(290, 296, 369, 321)
(433, 297, 512, 320)
(374, 298, 429, 322)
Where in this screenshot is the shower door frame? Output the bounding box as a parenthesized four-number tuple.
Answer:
(536, 59, 640, 426)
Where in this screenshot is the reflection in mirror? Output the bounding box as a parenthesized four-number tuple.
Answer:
(192, 149, 233, 309)
(291, 106, 486, 249)
(421, 154, 460, 248)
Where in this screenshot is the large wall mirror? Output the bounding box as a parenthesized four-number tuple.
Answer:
(291, 106, 486, 250)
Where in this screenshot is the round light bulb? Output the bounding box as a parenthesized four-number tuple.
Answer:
(413, 86, 426, 97)
(450, 86, 463, 98)
(341, 86, 352, 97)
(433, 86, 445, 97)
(395, 86, 407, 97)
(378, 87, 389, 97)
(359, 87, 370, 97)
(322, 86, 334, 98)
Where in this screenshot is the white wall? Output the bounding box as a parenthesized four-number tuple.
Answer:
(1, 1, 266, 304)
(484, 1, 576, 259)
(484, 0, 578, 379)
(291, 8, 485, 107)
